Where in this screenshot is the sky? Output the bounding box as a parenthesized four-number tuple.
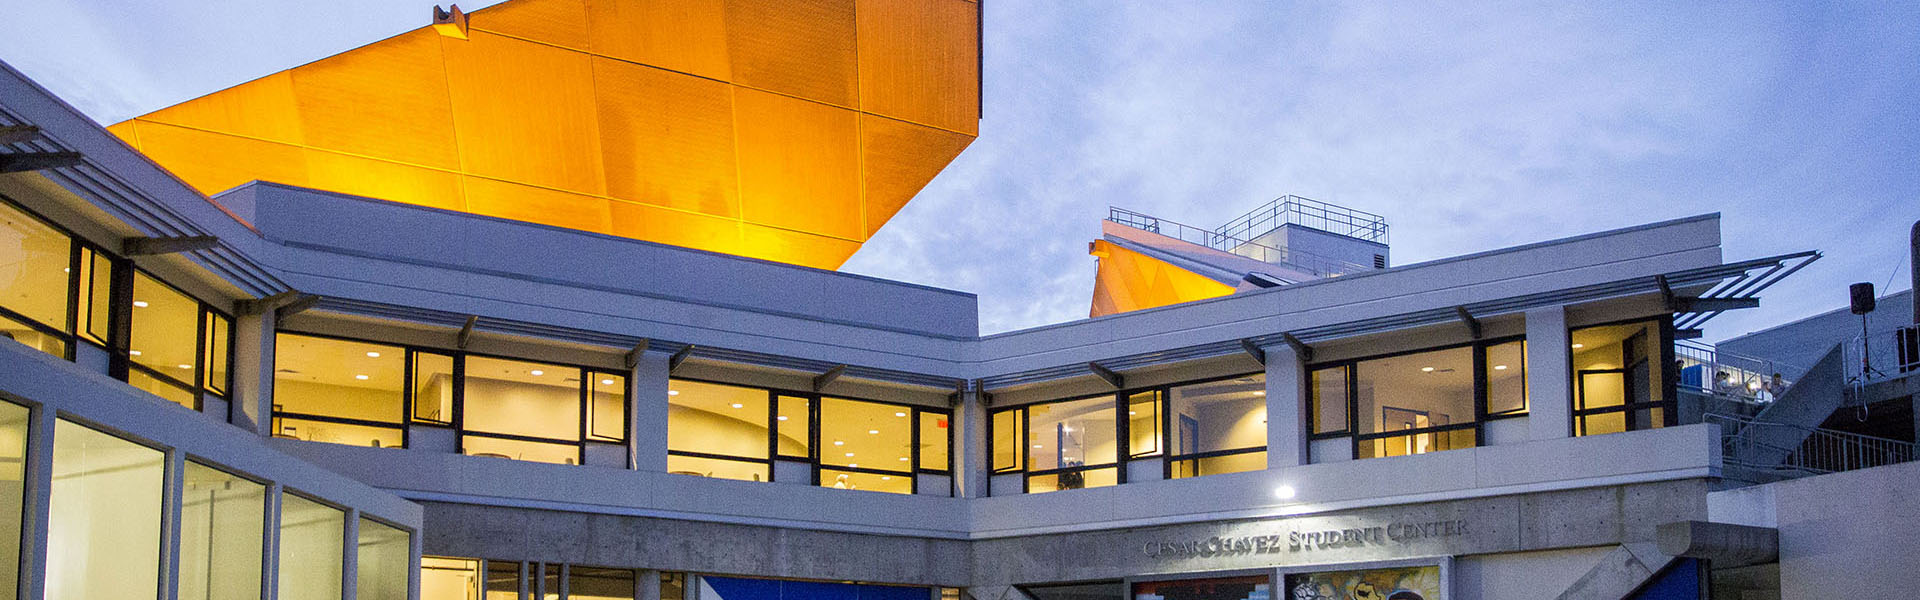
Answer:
(3, 1, 1916, 341)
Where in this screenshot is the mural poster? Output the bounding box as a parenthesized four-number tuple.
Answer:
(1284, 565, 1440, 600)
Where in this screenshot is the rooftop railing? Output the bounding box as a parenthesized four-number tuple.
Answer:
(1843, 323, 1920, 387)
(1675, 340, 1804, 412)
(1707, 412, 1916, 476)
(1214, 195, 1389, 244)
(1107, 207, 1373, 278)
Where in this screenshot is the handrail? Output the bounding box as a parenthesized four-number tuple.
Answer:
(1214, 195, 1389, 244)
(1674, 339, 1806, 403)
(1707, 412, 1916, 475)
(1843, 323, 1920, 386)
(1106, 207, 1374, 277)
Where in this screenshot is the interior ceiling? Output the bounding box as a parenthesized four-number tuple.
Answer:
(109, 0, 980, 270)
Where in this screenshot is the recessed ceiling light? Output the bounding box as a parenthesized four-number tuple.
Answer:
(867, 429, 879, 435)
(1128, 411, 1136, 416)
(129, 350, 142, 356)
(730, 403, 743, 409)
(777, 415, 789, 421)
(529, 370, 544, 376)
(1032, 444, 1043, 449)
(176, 364, 193, 369)
(881, 476, 891, 481)
(844, 452, 855, 457)
(1255, 390, 1266, 396)
(833, 440, 844, 446)
(1572, 343, 1585, 349)
(63, 267, 70, 273)
(600, 379, 616, 385)
(668, 390, 679, 396)
(894, 412, 907, 417)
(1421, 367, 1435, 372)
(898, 457, 909, 461)
(355, 374, 369, 380)
(366, 351, 381, 358)
(848, 463, 858, 468)
(1494, 365, 1508, 370)
(133, 301, 149, 308)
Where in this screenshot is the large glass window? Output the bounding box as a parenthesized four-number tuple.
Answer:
(421, 557, 479, 600)
(278, 493, 345, 600)
(1126, 390, 1162, 458)
(569, 567, 636, 600)
(0, 199, 73, 358)
(1167, 375, 1267, 478)
(179, 462, 266, 600)
(127, 272, 232, 410)
(667, 379, 771, 480)
(991, 409, 1023, 473)
(412, 352, 456, 424)
(1025, 396, 1118, 492)
(462, 356, 582, 464)
(0, 401, 28, 600)
(47, 419, 165, 600)
(667, 378, 948, 493)
(274, 334, 407, 446)
(358, 518, 412, 600)
(1572, 319, 1672, 436)
(1309, 337, 1527, 461)
(485, 561, 521, 600)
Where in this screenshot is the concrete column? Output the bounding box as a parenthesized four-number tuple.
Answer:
(231, 311, 275, 436)
(1265, 344, 1307, 467)
(631, 350, 670, 472)
(636, 569, 662, 600)
(1526, 305, 1572, 440)
(956, 389, 989, 498)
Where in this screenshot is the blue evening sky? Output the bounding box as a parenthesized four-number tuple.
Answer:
(4, 2, 1915, 342)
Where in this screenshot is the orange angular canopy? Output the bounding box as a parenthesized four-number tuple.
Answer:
(110, 0, 980, 269)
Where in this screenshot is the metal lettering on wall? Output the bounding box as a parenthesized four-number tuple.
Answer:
(1141, 520, 1469, 559)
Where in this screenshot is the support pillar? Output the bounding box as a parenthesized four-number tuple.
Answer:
(957, 389, 989, 498)
(1265, 344, 1307, 467)
(636, 569, 662, 600)
(631, 350, 670, 472)
(231, 311, 275, 436)
(1527, 305, 1572, 440)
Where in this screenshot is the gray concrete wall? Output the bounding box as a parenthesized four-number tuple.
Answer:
(1709, 460, 1920, 598)
(419, 502, 971, 587)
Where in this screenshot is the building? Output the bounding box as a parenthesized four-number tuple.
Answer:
(3, 3, 1917, 600)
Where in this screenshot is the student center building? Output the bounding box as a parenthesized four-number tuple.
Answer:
(2, 2, 1907, 599)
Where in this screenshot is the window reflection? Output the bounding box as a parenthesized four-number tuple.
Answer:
(421, 557, 479, 600)
(0, 200, 71, 336)
(1167, 375, 1266, 478)
(0, 401, 29, 596)
(358, 518, 411, 600)
(179, 462, 266, 600)
(273, 334, 405, 446)
(463, 356, 581, 442)
(1573, 320, 1670, 435)
(278, 494, 345, 600)
(1026, 397, 1117, 491)
(667, 379, 772, 475)
(48, 419, 165, 600)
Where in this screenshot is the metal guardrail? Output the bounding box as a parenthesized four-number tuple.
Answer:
(1843, 324, 1920, 386)
(1707, 412, 1916, 476)
(1214, 195, 1389, 244)
(1675, 340, 1802, 406)
(1106, 207, 1374, 278)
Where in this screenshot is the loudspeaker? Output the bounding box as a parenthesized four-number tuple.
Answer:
(1850, 282, 1877, 315)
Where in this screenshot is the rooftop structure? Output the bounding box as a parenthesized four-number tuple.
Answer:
(1091, 196, 1390, 317)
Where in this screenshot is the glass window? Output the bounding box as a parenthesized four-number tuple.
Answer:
(569, 567, 635, 600)
(991, 409, 1023, 472)
(1310, 366, 1349, 434)
(463, 357, 580, 442)
(203, 313, 231, 395)
(277, 417, 405, 448)
(1355, 346, 1475, 441)
(412, 352, 456, 424)
(0, 312, 65, 357)
(821, 469, 911, 494)
(278, 494, 345, 600)
(179, 462, 266, 600)
(1168, 375, 1267, 455)
(1485, 340, 1528, 415)
(667, 379, 769, 460)
(661, 573, 686, 600)
(485, 561, 521, 600)
(819, 397, 910, 471)
(0, 200, 71, 332)
(1028, 467, 1117, 493)
(1171, 451, 1268, 480)
(130, 369, 198, 409)
(421, 557, 479, 600)
(0, 401, 28, 600)
(358, 518, 411, 600)
(587, 373, 626, 442)
(129, 272, 200, 381)
(75, 246, 111, 346)
(666, 454, 767, 481)
(1126, 390, 1161, 457)
(919, 411, 950, 471)
(776, 395, 811, 458)
(462, 436, 578, 465)
(274, 334, 406, 425)
(1572, 320, 1671, 435)
(1027, 397, 1117, 474)
(540, 564, 559, 600)
(47, 419, 164, 600)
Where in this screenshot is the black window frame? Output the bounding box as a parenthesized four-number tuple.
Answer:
(0, 193, 121, 363)
(987, 370, 1268, 495)
(122, 267, 235, 412)
(666, 375, 953, 494)
(1304, 334, 1528, 462)
(1569, 316, 1678, 436)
